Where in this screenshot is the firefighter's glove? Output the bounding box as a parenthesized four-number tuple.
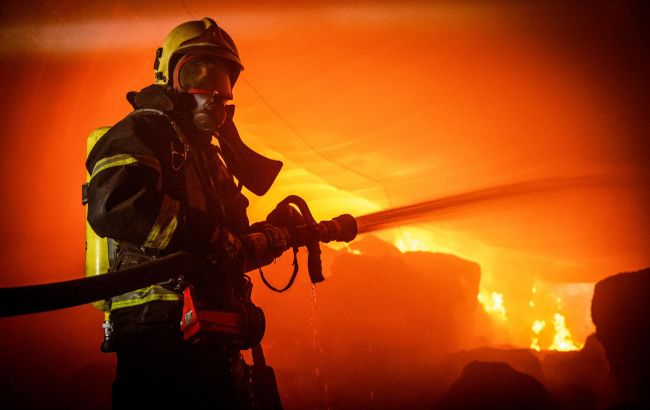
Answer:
(267, 203, 304, 230)
(249, 221, 290, 260)
(208, 228, 244, 270)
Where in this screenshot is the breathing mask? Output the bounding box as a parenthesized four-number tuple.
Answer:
(173, 54, 233, 133)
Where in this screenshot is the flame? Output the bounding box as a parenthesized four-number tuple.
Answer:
(549, 313, 583, 351)
(394, 231, 433, 253)
(478, 291, 508, 322)
(528, 289, 584, 351)
(343, 243, 362, 255)
(530, 339, 541, 352)
(532, 319, 546, 333)
(389, 230, 589, 351)
(530, 319, 546, 351)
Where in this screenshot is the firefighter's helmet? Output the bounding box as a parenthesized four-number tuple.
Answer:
(154, 18, 243, 87)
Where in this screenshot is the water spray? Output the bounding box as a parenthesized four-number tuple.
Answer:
(355, 175, 615, 234)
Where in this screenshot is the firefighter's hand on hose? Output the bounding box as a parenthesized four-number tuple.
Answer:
(243, 222, 290, 269)
(250, 222, 290, 258)
(266, 203, 304, 231)
(208, 228, 245, 271)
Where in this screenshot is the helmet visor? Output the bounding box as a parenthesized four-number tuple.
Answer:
(176, 55, 233, 98)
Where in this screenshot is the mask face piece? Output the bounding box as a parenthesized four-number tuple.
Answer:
(173, 54, 233, 134)
(192, 93, 227, 133)
(174, 54, 233, 98)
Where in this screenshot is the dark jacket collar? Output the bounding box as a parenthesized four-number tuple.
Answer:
(128, 84, 175, 112)
(127, 85, 211, 144)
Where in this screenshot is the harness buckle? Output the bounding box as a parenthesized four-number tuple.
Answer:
(171, 140, 189, 171)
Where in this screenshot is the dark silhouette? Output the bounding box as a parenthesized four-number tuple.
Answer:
(592, 267, 650, 408)
(435, 361, 555, 410)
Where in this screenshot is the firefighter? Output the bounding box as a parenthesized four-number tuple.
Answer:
(86, 18, 285, 409)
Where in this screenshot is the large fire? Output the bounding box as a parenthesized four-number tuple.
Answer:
(478, 284, 585, 352)
(393, 229, 589, 352)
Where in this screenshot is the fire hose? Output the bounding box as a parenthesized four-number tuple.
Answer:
(0, 207, 357, 317)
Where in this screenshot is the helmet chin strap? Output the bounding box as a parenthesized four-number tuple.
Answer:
(191, 93, 227, 134)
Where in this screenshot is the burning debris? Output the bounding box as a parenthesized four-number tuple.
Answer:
(474, 280, 590, 353)
(383, 225, 594, 354)
(478, 291, 508, 322)
(549, 313, 583, 352)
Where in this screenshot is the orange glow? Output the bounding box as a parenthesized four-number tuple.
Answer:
(478, 291, 508, 322)
(343, 243, 362, 255)
(394, 229, 435, 253)
(549, 313, 583, 352)
(526, 286, 589, 351)
(389, 229, 594, 351)
(530, 311, 584, 352)
(0, 2, 648, 408)
(530, 319, 546, 351)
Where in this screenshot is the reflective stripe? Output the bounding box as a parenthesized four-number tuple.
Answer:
(143, 195, 180, 250)
(91, 300, 111, 313)
(91, 154, 161, 179)
(111, 285, 181, 310)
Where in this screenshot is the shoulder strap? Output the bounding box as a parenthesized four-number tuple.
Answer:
(127, 108, 190, 171)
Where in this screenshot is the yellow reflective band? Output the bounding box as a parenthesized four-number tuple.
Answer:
(111, 293, 181, 309)
(111, 285, 181, 310)
(91, 154, 161, 179)
(143, 195, 180, 250)
(91, 300, 111, 313)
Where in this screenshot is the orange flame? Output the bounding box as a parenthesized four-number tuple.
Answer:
(528, 290, 584, 351)
(478, 291, 508, 322)
(391, 231, 588, 351)
(548, 313, 583, 351)
(530, 319, 546, 351)
(394, 231, 433, 253)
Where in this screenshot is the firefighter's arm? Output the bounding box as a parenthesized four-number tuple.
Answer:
(86, 132, 172, 248)
(85, 116, 277, 259)
(85, 116, 207, 251)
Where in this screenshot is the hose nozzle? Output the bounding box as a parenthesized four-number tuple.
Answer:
(316, 214, 358, 243)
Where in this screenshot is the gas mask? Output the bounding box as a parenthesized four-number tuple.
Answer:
(172, 53, 283, 196)
(173, 54, 234, 134)
(191, 93, 227, 134)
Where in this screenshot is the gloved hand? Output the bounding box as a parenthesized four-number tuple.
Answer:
(208, 227, 244, 268)
(188, 227, 246, 289)
(248, 221, 290, 260)
(266, 203, 304, 230)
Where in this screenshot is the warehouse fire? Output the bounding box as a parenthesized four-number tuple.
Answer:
(0, 1, 648, 409)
